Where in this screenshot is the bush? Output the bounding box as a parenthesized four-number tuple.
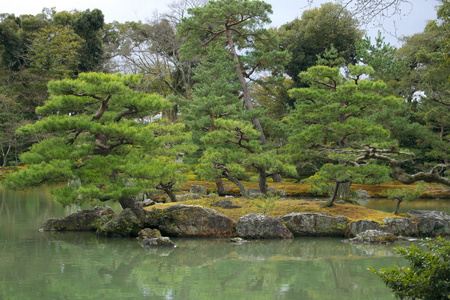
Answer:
(368, 237, 450, 299)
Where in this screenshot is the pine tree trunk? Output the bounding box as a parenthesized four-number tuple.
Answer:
(164, 188, 177, 203)
(223, 174, 247, 197)
(258, 170, 268, 195)
(216, 179, 226, 196)
(225, 28, 267, 145)
(325, 181, 341, 207)
(394, 198, 403, 215)
(118, 197, 147, 219)
(337, 181, 352, 201)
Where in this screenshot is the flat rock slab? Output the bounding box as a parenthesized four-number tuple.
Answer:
(346, 230, 397, 244)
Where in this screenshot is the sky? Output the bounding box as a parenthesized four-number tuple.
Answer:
(2, 0, 441, 46)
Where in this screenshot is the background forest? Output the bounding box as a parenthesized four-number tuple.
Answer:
(0, 0, 448, 208)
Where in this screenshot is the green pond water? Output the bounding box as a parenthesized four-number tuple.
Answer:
(1, 187, 448, 300)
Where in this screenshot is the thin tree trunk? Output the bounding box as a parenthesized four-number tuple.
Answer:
(337, 181, 352, 201)
(118, 197, 147, 219)
(394, 198, 403, 215)
(225, 28, 267, 145)
(223, 174, 247, 197)
(164, 188, 177, 203)
(216, 178, 226, 196)
(0, 143, 12, 168)
(258, 170, 268, 195)
(325, 181, 341, 207)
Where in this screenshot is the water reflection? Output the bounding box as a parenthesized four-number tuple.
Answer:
(365, 198, 450, 214)
(5, 232, 403, 300)
(2, 187, 443, 299)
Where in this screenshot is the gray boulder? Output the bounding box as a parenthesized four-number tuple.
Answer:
(279, 213, 349, 237)
(230, 237, 247, 244)
(189, 184, 207, 195)
(40, 206, 116, 231)
(236, 214, 293, 239)
(175, 193, 203, 201)
(244, 188, 264, 198)
(357, 189, 371, 200)
(382, 217, 419, 237)
(97, 208, 144, 237)
(267, 187, 277, 195)
(142, 237, 175, 248)
(137, 199, 156, 207)
(211, 200, 242, 209)
(137, 228, 162, 240)
(408, 210, 450, 237)
(347, 230, 397, 244)
(348, 219, 389, 237)
(148, 204, 236, 237)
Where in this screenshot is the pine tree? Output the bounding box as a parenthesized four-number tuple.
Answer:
(2, 73, 183, 215)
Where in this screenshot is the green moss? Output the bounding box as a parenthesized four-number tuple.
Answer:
(146, 197, 397, 223)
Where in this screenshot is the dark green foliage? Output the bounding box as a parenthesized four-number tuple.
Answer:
(0, 14, 28, 70)
(277, 2, 363, 87)
(368, 237, 450, 299)
(356, 31, 406, 84)
(73, 9, 105, 72)
(285, 63, 404, 199)
(1, 73, 187, 210)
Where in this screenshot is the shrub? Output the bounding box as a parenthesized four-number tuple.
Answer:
(368, 237, 450, 299)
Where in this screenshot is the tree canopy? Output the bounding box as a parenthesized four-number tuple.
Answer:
(1, 73, 184, 214)
(0, 0, 449, 206)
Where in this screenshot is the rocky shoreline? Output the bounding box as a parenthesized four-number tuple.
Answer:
(40, 203, 450, 247)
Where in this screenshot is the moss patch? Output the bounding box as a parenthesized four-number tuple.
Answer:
(146, 197, 398, 223)
(182, 180, 450, 199)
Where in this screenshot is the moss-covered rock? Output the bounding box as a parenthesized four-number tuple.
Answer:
(97, 208, 144, 237)
(408, 210, 450, 237)
(348, 219, 389, 237)
(39, 206, 116, 231)
(347, 230, 397, 244)
(279, 212, 350, 237)
(236, 213, 293, 239)
(382, 217, 418, 237)
(147, 204, 236, 237)
(141, 237, 175, 248)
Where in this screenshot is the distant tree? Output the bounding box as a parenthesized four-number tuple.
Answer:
(179, 46, 242, 194)
(178, 0, 290, 145)
(102, 0, 208, 100)
(199, 118, 296, 196)
(0, 94, 25, 168)
(354, 1, 450, 187)
(27, 24, 81, 78)
(73, 9, 105, 72)
(285, 62, 404, 206)
(276, 2, 363, 88)
(383, 186, 422, 215)
(1, 73, 179, 216)
(356, 31, 406, 85)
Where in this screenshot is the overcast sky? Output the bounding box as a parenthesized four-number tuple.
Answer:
(2, 0, 441, 46)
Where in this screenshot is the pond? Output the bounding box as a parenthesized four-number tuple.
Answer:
(0, 187, 447, 300)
